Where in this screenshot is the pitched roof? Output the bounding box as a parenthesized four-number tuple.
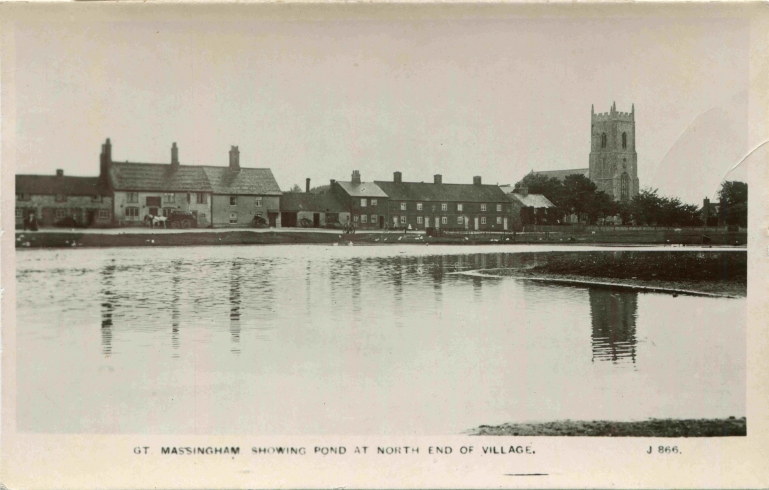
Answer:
(280, 192, 346, 213)
(531, 168, 590, 181)
(16, 174, 107, 196)
(109, 162, 212, 192)
(335, 181, 388, 198)
(508, 193, 556, 208)
(107, 162, 282, 195)
(202, 167, 282, 195)
(374, 181, 509, 203)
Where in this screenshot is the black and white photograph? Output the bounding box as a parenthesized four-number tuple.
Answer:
(1, 2, 768, 488)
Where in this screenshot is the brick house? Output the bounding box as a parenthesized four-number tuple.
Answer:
(375, 172, 515, 231)
(500, 185, 556, 229)
(15, 169, 113, 228)
(280, 178, 348, 228)
(329, 171, 389, 229)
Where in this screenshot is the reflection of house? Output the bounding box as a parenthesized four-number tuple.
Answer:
(102, 139, 282, 228)
(375, 172, 514, 231)
(280, 179, 348, 228)
(589, 288, 638, 364)
(499, 185, 555, 229)
(15, 169, 113, 228)
(329, 171, 389, 229)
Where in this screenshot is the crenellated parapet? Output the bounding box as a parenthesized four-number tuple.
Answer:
(591, 102, 635, 122)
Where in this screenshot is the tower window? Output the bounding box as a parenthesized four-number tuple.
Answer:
(620, 172, 630, 201)
(601, 133, 607, 149)
(622, 132, 627, 149)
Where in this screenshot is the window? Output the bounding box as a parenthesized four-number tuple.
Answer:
(441, 217, 447, 224)
(417, 203, 423, 211)
(126, 193, 139, 203)
(55, 208, 67, 219)
(255, 198, 262, 207)
(230, 196, 238, 206)
(16, 193, 30, 201)
(622, 132, 627, 149)
(164, 193, 175, 203)
(457, 204, 463, 212)
(481, 217, 487, 224)
(98, 209, 111, 220)
(125, 207, 139, 218)
(601, 133, 607, 148)
(620, 172, 630, 202)
(481, 204, 486, 212)
(361, 198, 367, 207)
(371, 199, 378, 206)
(496, 204, 502, 212)
(229, 212, 238, 224)
(496, 217, 502, 224)
(353, 215, 359, 223)
(163, 208, 173, 217)
(417, 216, 423, 224)
(197, 193, 207, 204)
(441, 203, 447, 211)
(457, 216, 463, 225)
(15, 208, 23, 219)
(361, 215, 368, 223)
(400, 202, 407, 211)
(371, 215, 377, 223)
(146, 196, 161, 207)
(400, 216, 406, 224)
(55, 194, 66, 203)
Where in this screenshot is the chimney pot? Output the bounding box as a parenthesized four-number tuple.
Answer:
(306, 178, 311, 193)
(351, 170, 361, 185)
(330, 179, 336, 186)
(434, 174, 442, 184)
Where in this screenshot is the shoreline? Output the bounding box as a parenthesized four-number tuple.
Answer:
(468, 417, 747, 437)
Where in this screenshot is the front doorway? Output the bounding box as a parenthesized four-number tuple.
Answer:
(425, 217, 430, 228)
(474, 217, 479, 230)
(149, 207, 159, 217)
(268, 212, 278, 227)
(393, 216, 398, 228)
(379, 215, 384, 228)
(503, 217, 508, 230)
(313, 213, 320, 228)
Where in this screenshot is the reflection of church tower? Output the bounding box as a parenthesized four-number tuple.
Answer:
(589, 102, 639, 201)
(589, 289, 638, 364)
(229, 261, 242, 355)
(100, 263, 116, 357)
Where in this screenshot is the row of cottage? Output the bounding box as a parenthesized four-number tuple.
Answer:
(15, 139, 555, 231)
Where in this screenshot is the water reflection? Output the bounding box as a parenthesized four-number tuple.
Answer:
(589, 289, 638, 365)
(100, 262, 116, 357)
(229, 261, 241, 355)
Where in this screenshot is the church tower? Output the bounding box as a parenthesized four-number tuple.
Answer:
(589, 102, 639, 201)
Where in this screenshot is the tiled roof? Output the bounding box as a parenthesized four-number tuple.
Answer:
(531, 168, 590, 181)
(280, 192, 346, 212)
(508, 193, 556, 208)
(109, 162, 212, 192)
(335, 181, 388, 198)
(374, 181, 509, 203)
(16, 174, 108, 196)
(202, 167, 282, 196)
(107, 162, 282, 195)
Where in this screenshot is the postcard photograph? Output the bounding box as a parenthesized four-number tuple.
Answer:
(2, 3, 768, 488)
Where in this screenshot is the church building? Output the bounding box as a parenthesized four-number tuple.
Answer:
(531, 102, 640, 202)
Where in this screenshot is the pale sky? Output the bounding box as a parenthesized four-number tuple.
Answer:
(13, 5, 752, 204)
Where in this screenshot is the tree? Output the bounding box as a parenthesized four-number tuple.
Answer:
(288, 184, 302, 193)
(718, 181, 748, 227)
(562, 174, 598, 220)
(629, 188, 664, 226)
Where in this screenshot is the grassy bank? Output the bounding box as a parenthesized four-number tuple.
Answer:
(468, 417, 746, 437)
(479, 250, 747, 297)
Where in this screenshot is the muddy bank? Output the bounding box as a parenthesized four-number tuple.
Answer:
(469, 417, 746, 437)
(478, 250, 747, 297)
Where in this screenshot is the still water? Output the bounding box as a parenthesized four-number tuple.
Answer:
(16, 245, 745, 434)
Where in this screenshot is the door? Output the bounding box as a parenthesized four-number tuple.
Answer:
(425, 217, 430, 228)
(313, 213, 320, 228)
(393, 216, 398, 227)
(268, 212, 277, 227)
(435, 217, 440, 229)
(379, 216, 384, 228)
(474, 217, 479, 230)
(503, 217, 508, 231)
(149, 207, 159, 217)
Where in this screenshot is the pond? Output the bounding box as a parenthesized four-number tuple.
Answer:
(15, 245, 745, 434)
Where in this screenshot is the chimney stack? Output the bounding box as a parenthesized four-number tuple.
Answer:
(473, 176, 482, 186)
(171, 142, 179, 170)
(229, 146, 240, 171)
(306, 178, 311, 193)
(351, 170, 361, 185)
(330, 179, 336, 186)
(394, 171, 402, 183)
(56, 169, 64, 177)
(520, 185, 529, 197)
(99, 138, 112, 185)
(434, 174, 442, 184)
